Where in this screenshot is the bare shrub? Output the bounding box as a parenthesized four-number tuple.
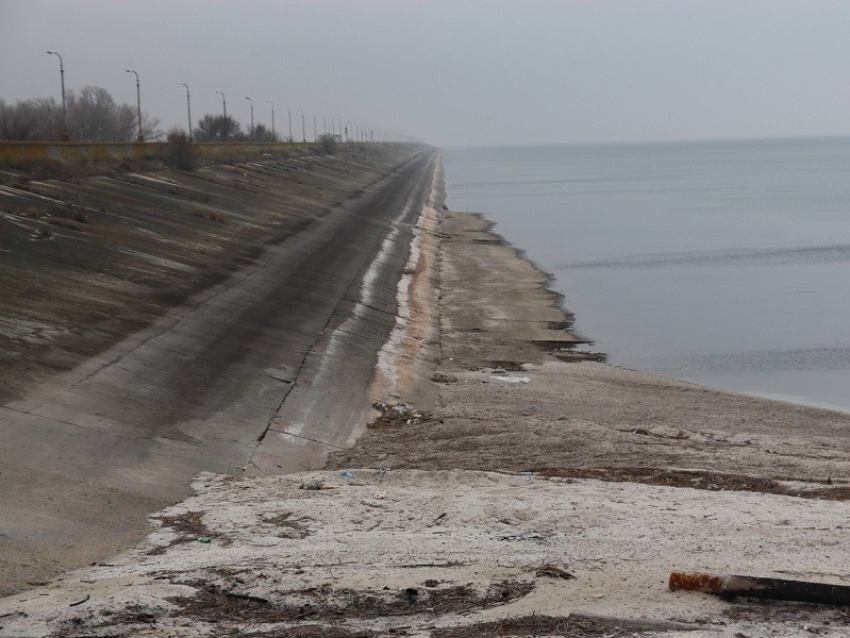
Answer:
(164, 129, 196, 171)
(190, 206, 227, 223)
(319, 133, 337, 154)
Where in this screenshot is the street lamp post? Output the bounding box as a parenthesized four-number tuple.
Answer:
(297, 110, 306, 143)
(126, 69, 143, 141)
(216, 90, 227, 140)
(46, 51, 68, 140)
(287, 108, 293, 143)
(245, 96, 254, 139)
(313, 113, 317, 142)
(180, 83, 192, 142)
(265, 100, 275, 140)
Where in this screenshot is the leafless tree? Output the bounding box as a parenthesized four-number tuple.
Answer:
(25, 97, 64, 139)
(193, 114, 244, 142)
(0, 99, 39, 139)
(164, 128, 196, 170)
(251, 123, 279, 142)
(0, 87, 161, 141)
(67, 86, 130, 140)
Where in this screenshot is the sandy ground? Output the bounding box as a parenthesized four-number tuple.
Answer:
(3, 166, 850, 636)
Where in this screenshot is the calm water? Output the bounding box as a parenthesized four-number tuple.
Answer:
(445, 138, 850, 413)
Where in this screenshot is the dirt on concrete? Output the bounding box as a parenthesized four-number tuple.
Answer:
(330, 212, 850, 495)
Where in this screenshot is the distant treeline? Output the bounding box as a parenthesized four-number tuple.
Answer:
(0, 86, 161, 141)
(0, 87, 280, 143)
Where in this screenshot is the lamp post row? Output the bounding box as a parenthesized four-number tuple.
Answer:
(46, 52, 379, 144)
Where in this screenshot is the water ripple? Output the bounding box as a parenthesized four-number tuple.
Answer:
(554, 244, 850, 271)
(656, 347, 850, 375)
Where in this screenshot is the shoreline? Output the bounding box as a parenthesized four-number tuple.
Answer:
(4, 161, 850, 635)
(445, 139, 850, 418)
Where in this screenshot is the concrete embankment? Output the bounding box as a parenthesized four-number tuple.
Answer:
(0, 144, 439, 595)
(0, 144, 421, 400)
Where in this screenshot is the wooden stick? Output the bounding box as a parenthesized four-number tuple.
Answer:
(669, 571, 850, 606)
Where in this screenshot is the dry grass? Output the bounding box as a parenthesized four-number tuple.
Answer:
(165, 580, 535, 624)
(18, 202, 91, 225)
(47, 218, 82, 231)
(190, 205, 228, 223)
(263, 512, 313, 539)
(431, 614, 690, 637)
(534, 466, 850, 500)
(723, 599, 850, 626)
(147, 510, 229, 555)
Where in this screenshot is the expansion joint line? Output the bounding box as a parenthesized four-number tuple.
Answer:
(274, 429, 349, 450)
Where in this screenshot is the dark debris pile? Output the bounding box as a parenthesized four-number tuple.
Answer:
(370, 402, 435, 428)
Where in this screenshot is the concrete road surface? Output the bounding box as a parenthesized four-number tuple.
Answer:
(0, 148, 438, 595)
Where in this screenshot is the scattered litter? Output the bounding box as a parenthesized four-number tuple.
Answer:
(490, 376, 531, 384)
(375, 490, 387, 500)
(555, 414, 569, 421)
(340, 471, 355, 480)
(492, 368, 507, 375)
(521, 471, 533, 477)
(669, 571, 850, 606)
(370, 402, 433, 427)
(299, 479, 325, 491)
(196, 536, 211, 544)
(68, 595, 90, 607)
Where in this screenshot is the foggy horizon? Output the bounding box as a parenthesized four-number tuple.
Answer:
(3, 0, 850, 148)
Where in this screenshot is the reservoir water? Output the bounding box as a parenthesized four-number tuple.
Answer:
(444, 138, 850, 413)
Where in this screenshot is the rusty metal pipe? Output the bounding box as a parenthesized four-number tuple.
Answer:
(669, 571, 850, 606)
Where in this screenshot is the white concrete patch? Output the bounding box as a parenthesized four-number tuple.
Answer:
(374, 161, 442, 399)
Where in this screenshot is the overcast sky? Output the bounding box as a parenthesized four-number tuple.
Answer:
(2, 0, 850, 147)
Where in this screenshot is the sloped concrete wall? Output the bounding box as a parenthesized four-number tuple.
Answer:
(0, 140, 317, 164)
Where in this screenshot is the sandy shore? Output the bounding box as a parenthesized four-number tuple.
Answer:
(3, 162, 850, 636)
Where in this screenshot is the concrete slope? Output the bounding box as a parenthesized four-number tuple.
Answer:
(0, 147, 438, 595)
(0, 146, 422, 400)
